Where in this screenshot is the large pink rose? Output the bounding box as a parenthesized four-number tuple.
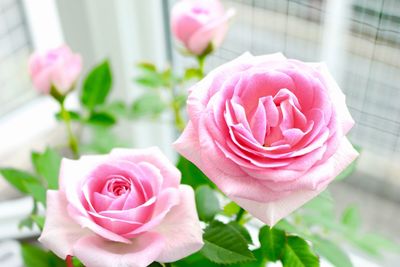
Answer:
(174, 53, 359, 226)
(171, 0, 235, 55)
(39, 147, 203, 267)
(29, 45, 82, 95)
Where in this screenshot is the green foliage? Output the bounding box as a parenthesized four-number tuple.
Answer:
(223, 201, 241, 217)
(0, 168, 39, 194)
(81, 60, 112, 112)
(259, 226, 286, 261)
(312, 237, 353, 267)
(228, 221, 253, 244)
(173, 252, 220, 267)
(341, 205, 361, 231)
(31, 147, 61, 189)
(81, 125, 130, 154)
(176, 156, 215, 189)
(55, 110, 81, 122)
(195, 185, 220, 222)
(135, 63, 174, 89)
(200, 220, 255, 264)
(184, 68, 203, 80)
(131, 92, 167, 117)
(22, 244, 64, 267)
(31, 215, 45, 230)
(281, 236, 319, 267)
(87, 111, 116, 126)
(24, 182, 46, 205)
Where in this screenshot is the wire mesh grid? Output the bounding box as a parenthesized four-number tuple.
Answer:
(170, 0, 400, 155)
(0, 0, 33, 115)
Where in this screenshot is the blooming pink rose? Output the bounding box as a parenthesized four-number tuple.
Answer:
(29, 45, 82, 95)
(171, 0, 235, 55)
(174, 53, 359, 226)
(39, 147, 203, 267)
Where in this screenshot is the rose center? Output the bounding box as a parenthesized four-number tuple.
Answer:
(105, 176, 131, 197)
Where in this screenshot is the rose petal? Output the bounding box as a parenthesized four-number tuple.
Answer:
(111, 147, 181, 189)
(38, 190, 91, 259)
(232, 137, 359, 225)
(73, 232, 164, 267)
(155, 185, 204, 262)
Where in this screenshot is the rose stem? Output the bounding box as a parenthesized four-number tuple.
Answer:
(197, 55, 206, 78)
(65, 255, 74, 267)
(235, 207, 246, 223)
(59, 99, 79, 159)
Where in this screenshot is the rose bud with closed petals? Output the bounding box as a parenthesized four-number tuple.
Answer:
(39, 147, 203, 267)
(171, 0, 235, 56)
(28, 45, 82, 95)
(174, 52, 359, 226)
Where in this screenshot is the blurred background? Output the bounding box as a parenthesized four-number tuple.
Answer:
(0, 0, 399, 266)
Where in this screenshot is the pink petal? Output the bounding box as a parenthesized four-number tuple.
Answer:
(111, 147, 181, 189)
(311, 63, 355, 134)
(231, 137, 359, 225)
(155, 185, 204, 262)
(73, 232, 164, 267)
(38, 191, 91, 259)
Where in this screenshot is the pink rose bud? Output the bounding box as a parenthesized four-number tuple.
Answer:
(28, 45, 82, 95)
(171, 0, 235, 56)
(174, 52, 359, 226)
(39, 147, 203, 267)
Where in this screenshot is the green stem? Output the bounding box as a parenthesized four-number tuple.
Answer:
(197, 55, 206, 78)
(235, 207, 246, 223)
(60, 100, 79, 159)
(171, 99, 185, 132)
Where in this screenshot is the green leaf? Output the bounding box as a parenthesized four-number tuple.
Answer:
(184, 68, 203, 80)
(223, 201, 241, 217)
(313, 237, 353, 267)
(228, 221, 253, 244)
(195, 185, 220, 222)
(259, 226, 286, 261)
(86, 111, 117, 126)
(135, 76, 163, 88)
(173, 252, 220, 267)
(148, 262, 163, 267)
(275, 220, 301, 235)
(176, 156, 215, 189)
(19, 217, 34, 230)
(131, 92, 167, 117)
(21, 244, 50, 267)
(231, 248, 266, 267)
(0, 168, 39, 193)
(341, 206, 361, 231)
(54, 110, 81, 121)
(101, 101, 129, 118)
(137, 62, 157, 72)
(31, 214, 45, 230)
(81, 60, 112, 111)
(31, 147, 61, 189)
(24, 182, 46, 205)
(201, 220, 255, 264)
(282, 236, 319, 267)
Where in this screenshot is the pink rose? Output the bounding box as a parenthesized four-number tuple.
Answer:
(39, 147, 203, 267)
(174, 53, 359, 225)
(171, 0, 235, 55)
(29, 45, 82, 95)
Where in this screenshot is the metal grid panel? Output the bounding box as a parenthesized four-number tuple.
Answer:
(0, 0, 33, 116)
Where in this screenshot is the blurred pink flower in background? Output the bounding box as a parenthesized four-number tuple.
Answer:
(171, 0, 235, 55)
(174, 52, 359, 226)
(28, 45, 82, 95)
(39, 147, 203, 267)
